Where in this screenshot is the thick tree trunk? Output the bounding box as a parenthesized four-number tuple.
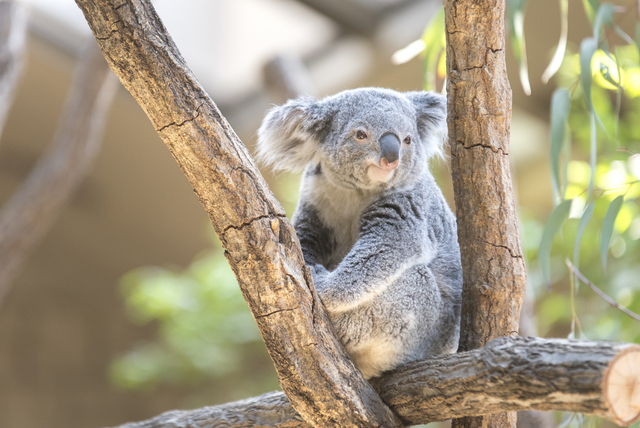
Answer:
(0, 40, 116, 304)
(74, 1, 398, 427)
(0, 0, 27, 140)
(107, 337, 640, 428)
(445, 1, 526, 427)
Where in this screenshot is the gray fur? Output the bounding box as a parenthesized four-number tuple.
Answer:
(257, 88, 462, 379)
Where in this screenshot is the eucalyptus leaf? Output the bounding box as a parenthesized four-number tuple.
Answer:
(588, 112, 597, 199)
(542, 0, 569, 83)
(421, 6, 445, 91)
(573, 202, 595, 268)
(580, 37, 597, 112)
(550, 89, 571, 203)
(507, 0, 531, 95)
(539, 199, 573, 286)
(593, 3, 615, 40)
(582, 0, 600, 23)
(601, 195, 624, 271)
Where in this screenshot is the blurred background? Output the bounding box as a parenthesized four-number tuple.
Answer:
(0, 0, 639, 427)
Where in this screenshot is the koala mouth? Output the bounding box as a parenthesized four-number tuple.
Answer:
(368, 159, 399, 182)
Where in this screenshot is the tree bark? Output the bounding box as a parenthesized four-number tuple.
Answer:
(0, 39, 116, 305)
(0, 0, 28, 140)
(106, 337, 640, 428)
(445, 1, 526, 427)
(74, 1, 398, 427)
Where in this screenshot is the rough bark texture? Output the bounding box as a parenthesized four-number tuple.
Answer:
(0, 0, 28, 140)
(445, 1, 526, 427)
(0, 40, 116, 305)
(107, 337, 640, 428)
(74, 1, 398, 427)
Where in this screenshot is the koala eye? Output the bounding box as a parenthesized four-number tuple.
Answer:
(403, 136, 411, 145)
(355, 130, 368, 140)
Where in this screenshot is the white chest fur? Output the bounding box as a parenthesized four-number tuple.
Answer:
(300, 175, 375, 269)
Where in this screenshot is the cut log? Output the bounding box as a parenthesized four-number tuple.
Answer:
(107, 337, 640, 428)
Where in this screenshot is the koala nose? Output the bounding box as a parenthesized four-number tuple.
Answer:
(379, 133, 400, 165)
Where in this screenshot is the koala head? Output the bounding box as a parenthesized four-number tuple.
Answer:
(257, 88, 446, 191)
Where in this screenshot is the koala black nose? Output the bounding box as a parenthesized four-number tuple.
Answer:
(379, 133, 400, 164)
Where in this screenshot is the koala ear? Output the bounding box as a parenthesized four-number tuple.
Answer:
(404, 91, 448, 159)
(256, 96, 332, 173)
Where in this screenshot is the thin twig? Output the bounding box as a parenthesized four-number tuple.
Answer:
(566, 259, 640, 323)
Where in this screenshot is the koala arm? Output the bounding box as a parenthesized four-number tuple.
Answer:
(292, 203, 334, 267)
(313, 194, 437, 313)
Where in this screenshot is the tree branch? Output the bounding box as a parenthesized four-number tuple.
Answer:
(0, 0, 28, 139)
(74, 1, 398, 426)
(0, 39, 116, 304)
(106, 337, 640, 428)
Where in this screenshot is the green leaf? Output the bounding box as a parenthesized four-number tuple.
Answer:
(573, 202, 595, 268)
(635, 22, 640, 63)
(539, 199, 573, 285)
(588, 111, 597, 198)
(601, 195, 624, 271)
(507, 0, 531, 95)
(582, 0, 600, 23)
(542, 0, 569, 83)
(550, 89, 571, 203)
(421, 6, 445, 91)
(593, 3, 615, 40)
(580, 37, 598, 112)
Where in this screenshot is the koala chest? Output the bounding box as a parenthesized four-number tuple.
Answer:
(303, 178, 373, 270)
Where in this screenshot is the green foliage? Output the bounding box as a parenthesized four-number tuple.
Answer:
(110, 234, 278, 398)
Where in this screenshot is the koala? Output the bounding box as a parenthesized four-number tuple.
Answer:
(257, 87, 462, 379)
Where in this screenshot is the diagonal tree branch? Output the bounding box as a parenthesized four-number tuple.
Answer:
(107, 337, 640, 428)
(73, 1, 398, 427)
(0, 39, 117, 305)
(0, 0, 28, 140)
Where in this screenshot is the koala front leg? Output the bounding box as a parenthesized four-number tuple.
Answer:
(315, 197, 435, 313)
(292, 203, 335, 268)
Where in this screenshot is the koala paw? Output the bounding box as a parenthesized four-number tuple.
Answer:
(310, 264, 329, 292)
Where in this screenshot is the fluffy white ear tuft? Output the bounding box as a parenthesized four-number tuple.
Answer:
(256, 96, 331, 173)
(404, 91, 447, 160)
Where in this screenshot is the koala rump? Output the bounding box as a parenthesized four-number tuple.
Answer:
(257, 88, 462, 379)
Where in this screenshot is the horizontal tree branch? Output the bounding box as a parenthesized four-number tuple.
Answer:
(107, 337, 640, 428)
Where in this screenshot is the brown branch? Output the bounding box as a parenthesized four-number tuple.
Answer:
(106, 337, 640, 428)
(73, 1, 398, 427)
(566, 260, 640, 323)
(263, 55, 314, 104)
(0, 39, 117, 305)
(445, 1, 526, 427)
(0, 0, 28, 139)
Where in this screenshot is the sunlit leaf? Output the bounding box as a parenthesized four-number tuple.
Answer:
(550, 89, 571, 203)
(542, 0, 569, 83)
(507, 0, 531, 95)
(601, 195, 624, 271)
(391, 39, 426, 65)
(581, 37, 598, 112)
(539, 199, 573, 285)
(592, 50, 621, 90)
(421, 6, 445, 91)
(573, 202, 595, 268)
